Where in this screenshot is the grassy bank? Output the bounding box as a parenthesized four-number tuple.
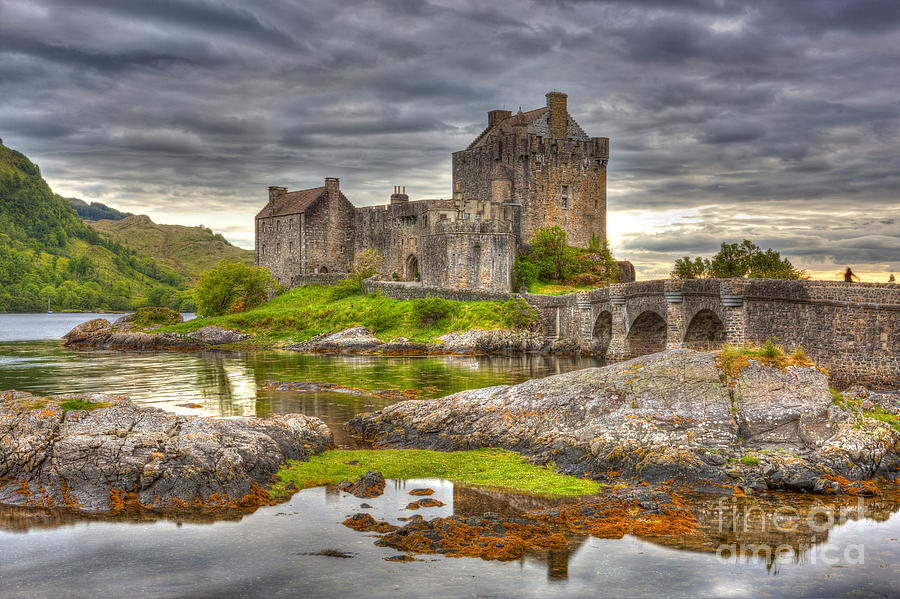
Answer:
(161, 285, 536, 345)
(272, 448, 599, 498)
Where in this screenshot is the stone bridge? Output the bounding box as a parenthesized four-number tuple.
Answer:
(525, 279, 899, 389)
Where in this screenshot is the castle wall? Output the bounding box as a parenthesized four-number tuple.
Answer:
(302, 181, 355, 276)
(255, 213, 302, 286)
(419, 220, 514, 292)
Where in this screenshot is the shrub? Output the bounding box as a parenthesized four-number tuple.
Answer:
(349, 248, 382, 283)
(132, 306, 182, 326)
(193, 260, 276, 317)
(411, 295, 456, 327)
(328, 279, 362, 301)
(501, 297, 539, 330)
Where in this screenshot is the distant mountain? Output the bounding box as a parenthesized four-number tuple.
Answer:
(0, 139, 190, 312)
(66, 197, 133, 221)
(88, 215, 254, 283)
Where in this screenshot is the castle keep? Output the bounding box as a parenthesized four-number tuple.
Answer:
(256, 92, 609, 293)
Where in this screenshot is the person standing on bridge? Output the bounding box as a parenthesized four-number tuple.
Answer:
(843, 267, 861, 282)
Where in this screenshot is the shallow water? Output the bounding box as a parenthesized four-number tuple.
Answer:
(1, 314, 898, 598)
(1, 481, 898, 599)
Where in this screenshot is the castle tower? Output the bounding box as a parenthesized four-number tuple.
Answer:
(450, 91, 609, 248)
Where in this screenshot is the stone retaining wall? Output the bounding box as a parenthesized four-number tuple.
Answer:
(361, 279, 513, 303)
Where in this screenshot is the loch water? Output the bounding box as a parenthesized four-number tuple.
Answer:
(0, 314, 898, 598)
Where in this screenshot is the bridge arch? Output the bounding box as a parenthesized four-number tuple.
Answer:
(592, 310, 613, 357)
(626, 310, 667, 356)
(683, 308, 726, 350)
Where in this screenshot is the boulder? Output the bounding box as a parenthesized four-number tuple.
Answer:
(347, 349, 899, 493)
(62, 318, 112, 343)
(296, 327, 386, 353)
(435, 329, 547, 354)
(187, 325, 251, 345)
(0, 390, 333, 513)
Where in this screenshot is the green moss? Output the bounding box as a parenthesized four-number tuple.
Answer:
(272, 448, 599, 498)
(740, 455, 759, 466)
(59, 399, 111, 412)
(865, 407, 900, 433)
(161, 285, 535, 345)
(131, 306, 182, 326)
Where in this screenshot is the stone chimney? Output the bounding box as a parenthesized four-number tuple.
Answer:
(546, 91, 568, 140)
(390, 185, 409, 205)
(267, 186, 286, 217)
(488, 109, 512, 128)
(324, 177, 340, 198)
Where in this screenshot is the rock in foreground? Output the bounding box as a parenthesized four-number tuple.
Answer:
(347, 350, 899, 494)
(0, 390, 333, 513)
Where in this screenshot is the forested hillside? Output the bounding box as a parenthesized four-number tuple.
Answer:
(0, 141, 191, 312)
(89, 215, 253, 283)
(66, 197, 133, 221)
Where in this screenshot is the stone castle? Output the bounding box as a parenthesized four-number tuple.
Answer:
(255, 91, 610, 293)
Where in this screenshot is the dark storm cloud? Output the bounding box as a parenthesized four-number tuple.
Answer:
(0, 0, 897, 278)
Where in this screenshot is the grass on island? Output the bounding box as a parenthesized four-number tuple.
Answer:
(272, 448, 599, 498)
(830, 388, 900, 433)
(59, 398, 111, 412)
(716, 338, 818, 383)
(159, 285, 538, 346)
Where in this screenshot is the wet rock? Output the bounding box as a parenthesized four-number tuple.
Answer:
(372, 513, 567, 560)
(408, 488, 434, 496)
(347, 349, 899, 493)
(338, 471, 386, 498)
(405, 498, 445, 510)
(342, 513, 398, 533)
(63, 320, 203, 350)
(526, 487, 696, 539)
(187, 326, 250, 345)
(0, 390, 333, 514)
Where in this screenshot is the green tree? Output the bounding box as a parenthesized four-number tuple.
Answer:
(193, 260, 276, 316)
(671, 256, 711, 279)
(529, 226, 579, 282)
(671, 240, 805, 280)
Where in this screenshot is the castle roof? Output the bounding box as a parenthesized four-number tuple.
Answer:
(467, 107, 546, 149)
(466, 105, 590, 150)
(256, 186, 350, 219)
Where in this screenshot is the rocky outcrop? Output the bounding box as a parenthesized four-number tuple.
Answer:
(187, 325, 251, 345)
(290, 327, 386, 353)
(338, 470, 386, 498)
(63, 319, 253, 350)
(0, 390, 332, 513)
(347, 349, 900, 494)
(434, 329, 547, 354)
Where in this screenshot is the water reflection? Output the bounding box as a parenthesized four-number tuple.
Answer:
(0, 341, 602, 437)
(1, 481, 898, 598)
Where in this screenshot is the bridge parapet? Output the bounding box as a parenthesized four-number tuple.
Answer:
(524, 279, 898, 388)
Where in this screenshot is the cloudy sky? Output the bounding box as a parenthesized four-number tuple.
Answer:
(1, 0, 897, 280)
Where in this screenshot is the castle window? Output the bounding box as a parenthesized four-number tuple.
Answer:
(464, 213, 470, 220)
(276, 242, 281, 253)
(455, 181, 460, 191)
(289, 241, 293, 253)
(262, 245, 266, 255)
(561, 185, 569, 209)
(475, 213, 482, 220)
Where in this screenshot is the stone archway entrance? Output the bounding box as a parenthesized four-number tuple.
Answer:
(405, 254, 420, 282)
(683, 308, 726, 350)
